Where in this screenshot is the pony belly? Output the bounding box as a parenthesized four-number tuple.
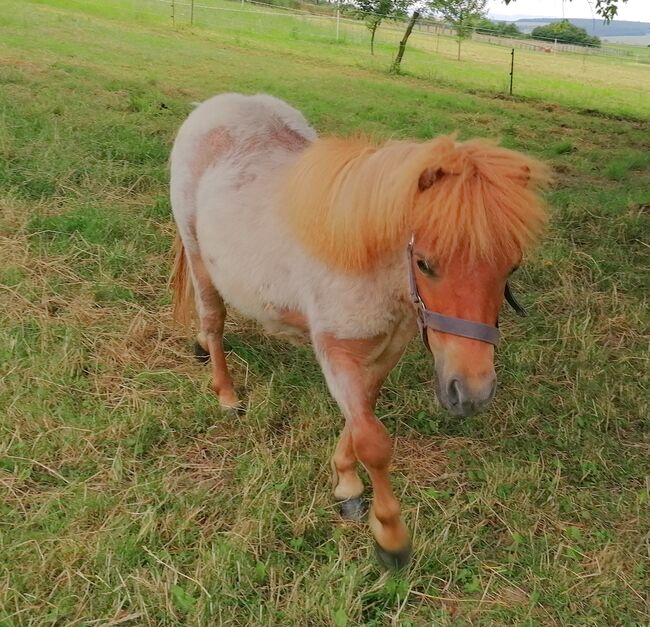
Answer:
(194, 162, 307, 327)
(261, 308, 311, 344)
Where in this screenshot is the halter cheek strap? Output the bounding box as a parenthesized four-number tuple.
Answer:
(407, 236, 527, 350)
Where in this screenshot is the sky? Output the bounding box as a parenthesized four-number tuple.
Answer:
(487, 0, 650, 22)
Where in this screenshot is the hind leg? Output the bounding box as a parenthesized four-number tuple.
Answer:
(187, 251, 240, 409)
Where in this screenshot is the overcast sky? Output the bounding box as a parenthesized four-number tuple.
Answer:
(488, 0, 650, 22)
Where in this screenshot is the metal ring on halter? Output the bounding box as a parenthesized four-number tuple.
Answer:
(407, 235, 528, 351)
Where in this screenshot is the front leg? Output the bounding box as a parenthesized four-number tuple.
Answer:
(331, 426, 366, 521)
(315, 325, 413, 568)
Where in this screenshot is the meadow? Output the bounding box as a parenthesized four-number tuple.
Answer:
(0, 0, 649, 624)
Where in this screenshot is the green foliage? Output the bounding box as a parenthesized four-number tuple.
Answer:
(532, 19, 602, 47)
(353, 0, 409, 53)
(428, 0, 488, 59)
(474, 16, 523, 38)
(429, 0, 488, 38)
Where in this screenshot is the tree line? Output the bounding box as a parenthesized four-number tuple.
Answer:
(340, 0, 618, 68)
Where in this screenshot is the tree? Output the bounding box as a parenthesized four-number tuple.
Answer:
(474, 16, 522, 38)
(355, 0, 410, 55)
(428, 0, 488, 60)
(532, 20, 601, 47)
(502, 0, 627, 22)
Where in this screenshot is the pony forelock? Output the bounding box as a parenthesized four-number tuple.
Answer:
(280, 134, 549, 272)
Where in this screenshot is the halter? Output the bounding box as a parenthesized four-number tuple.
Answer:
(407, 235, 527, 350)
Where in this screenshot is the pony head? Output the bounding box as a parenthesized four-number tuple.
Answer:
(282, 134, 549, 417)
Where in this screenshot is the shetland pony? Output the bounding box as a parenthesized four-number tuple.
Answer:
(169, 93, 548, 568)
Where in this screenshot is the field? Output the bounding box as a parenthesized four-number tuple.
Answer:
(1, 0, 649, 624)
(134, 0, 650, 118)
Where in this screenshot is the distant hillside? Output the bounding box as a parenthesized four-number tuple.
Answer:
(514, 17, 650, 39)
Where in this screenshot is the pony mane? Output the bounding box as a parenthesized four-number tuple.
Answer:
(280, 134, 550, 272)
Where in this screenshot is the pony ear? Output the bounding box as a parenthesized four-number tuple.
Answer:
(418, 167, 445, 192)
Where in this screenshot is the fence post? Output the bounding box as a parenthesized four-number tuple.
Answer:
(190, 0, 194, 24)
(509, 48, 514, 96)
(171, 0, 175, 25)
(336, 0, 340, 41)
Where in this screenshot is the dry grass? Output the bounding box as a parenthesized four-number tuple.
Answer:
(1, 0, 649, 624)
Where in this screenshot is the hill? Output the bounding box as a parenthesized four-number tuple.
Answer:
(514, 17, 650, 43)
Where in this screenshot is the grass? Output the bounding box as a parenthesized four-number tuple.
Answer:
(132, 0, 650, 119)
(1, 0, 649, 624)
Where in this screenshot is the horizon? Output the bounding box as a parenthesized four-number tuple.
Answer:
(487, 0, 650, 22)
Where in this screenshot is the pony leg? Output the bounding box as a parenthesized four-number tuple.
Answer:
(316, 331, 412, 569)
(187, 251, 239, 409)
(332, 426, 365, 520)
(355, 414, 410, 569)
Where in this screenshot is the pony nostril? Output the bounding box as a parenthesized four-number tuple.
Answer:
(448, 379, 461, 406)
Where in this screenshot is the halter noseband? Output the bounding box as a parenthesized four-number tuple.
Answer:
(407, 236, 527, 350)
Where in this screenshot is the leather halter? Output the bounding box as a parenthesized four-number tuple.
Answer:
(407, 236, 528, 350)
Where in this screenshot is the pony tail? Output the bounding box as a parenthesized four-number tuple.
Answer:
(169, 233, 195, 326)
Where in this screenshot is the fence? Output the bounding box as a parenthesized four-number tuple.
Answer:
(145, 0, 650, 62)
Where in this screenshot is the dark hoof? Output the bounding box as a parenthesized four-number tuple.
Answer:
(337, 496, 366, 521)
(374, 542, 412, 570)
(223, 404, 246, 418)
(193, 341, 210, 364)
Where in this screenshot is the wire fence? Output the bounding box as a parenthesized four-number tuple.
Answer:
(143, 0, 650, 62)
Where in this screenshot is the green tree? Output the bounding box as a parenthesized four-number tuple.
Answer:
(355, 0, 410, 54)
(474, 16, 522, 38)
(531, 20, 601, 47)
(428, 0, 488, 60)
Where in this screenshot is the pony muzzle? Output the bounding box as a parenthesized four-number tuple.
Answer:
(435, 366, 497, 417)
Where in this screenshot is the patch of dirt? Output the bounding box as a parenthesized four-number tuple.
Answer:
(160, 429, 244, 495)
(497, 586, 530, 606)
(393, 434, 449, 486)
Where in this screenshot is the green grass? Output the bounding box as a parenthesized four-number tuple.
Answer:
(134, 0, 650, 119)
(1, 0, 649, 624)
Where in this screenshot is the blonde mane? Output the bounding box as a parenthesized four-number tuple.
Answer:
(280, 134, 549, 272)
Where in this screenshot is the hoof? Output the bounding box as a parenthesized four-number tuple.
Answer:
(337, 496, 366, 521)
(221, 403, 245, 417)
(216, 387, 242, 411)
(374, 542, 412, 570)
(193, 341, 210, 364)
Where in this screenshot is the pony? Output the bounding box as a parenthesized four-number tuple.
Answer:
(169, 93, 549, 568)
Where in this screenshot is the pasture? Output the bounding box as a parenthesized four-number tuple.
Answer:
(1, 0, 649, 624)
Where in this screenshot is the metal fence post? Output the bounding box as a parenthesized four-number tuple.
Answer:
(190, 0, 194, 25)
(509, 48, 514, 96)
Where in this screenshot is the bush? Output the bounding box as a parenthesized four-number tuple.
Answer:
(474, 17, 523, 38)
(531, 19, 601, 47)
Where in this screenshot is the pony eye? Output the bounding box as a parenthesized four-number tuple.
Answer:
(417, 259, 436, 277)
